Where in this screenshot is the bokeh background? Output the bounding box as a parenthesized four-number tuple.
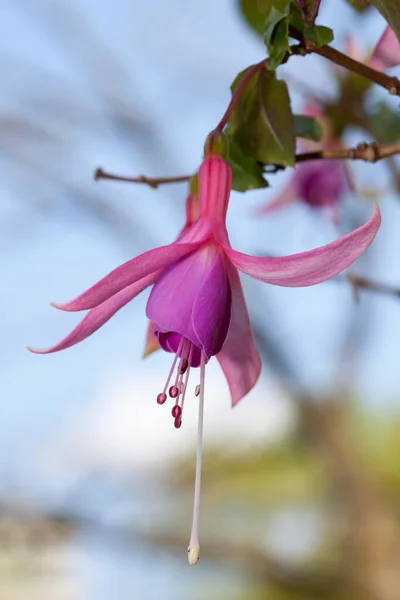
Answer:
(2, 1, 400, 599)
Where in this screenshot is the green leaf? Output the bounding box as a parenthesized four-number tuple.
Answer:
(368, 0, 400, 41)
(228, 67, 295, 167)
(345, 0, 372, 11)
(238, 0, 291, 37)
(294, 115, 323, 141)
(227, 141, 269, 192)
(367, 101, 400, 143)
(303, 24, 334, 46)
(263, 2, 291, 70)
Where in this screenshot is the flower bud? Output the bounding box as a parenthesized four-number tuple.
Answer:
(203, 129, 228, 159)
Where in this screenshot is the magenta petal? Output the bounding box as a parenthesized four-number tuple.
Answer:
(53, 241, 202, 312)
(158, 332, 202, 367)
(217, 263, 261, 407)
(28, 272, 158, 354)
(223, 204, 381, 287)
(192, 250, 231, 357)
(147, 244, 231, 358)
(146, 250, 205, 347)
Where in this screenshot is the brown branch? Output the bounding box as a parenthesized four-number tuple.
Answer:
(290, 28, 400, 96)
(97, 140, 400, 190)
(265, 140, 400, 174)
(296, 141, 400, 164)
(94, 167, 191, 188)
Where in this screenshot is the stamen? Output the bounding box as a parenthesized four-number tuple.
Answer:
(179, 358, 188, 374)
(169, 385, 179, 398)
(157, 337, 184, 404)
(179, 344, 193, 418)
(171, 405, 182, 419)
(157, 393, 167, 405)
(187, 350, 206, 566)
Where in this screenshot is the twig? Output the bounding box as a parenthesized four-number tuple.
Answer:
(296, 0, 321, 24)
(297, 141, 400, 163)
(267, 141, 400, 173)
(290, 28, 400, 95)
(96, 140, 400, 190)
(94, 167, 191, 188)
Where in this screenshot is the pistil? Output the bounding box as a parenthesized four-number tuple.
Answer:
(187, 350, 206, 566)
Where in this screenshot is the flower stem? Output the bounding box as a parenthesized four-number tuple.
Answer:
(215, 60, 267, 132)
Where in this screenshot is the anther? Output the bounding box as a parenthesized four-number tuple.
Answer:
(157, 392, 167, 405)
(169, 385, 179, 398)
(195, 385, 200, 397)
(179, 359, 188, 374)
(172, 405, 182, 419)
(174, 416, 182, 429)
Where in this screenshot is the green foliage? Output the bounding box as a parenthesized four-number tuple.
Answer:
(263, 2, 291, 69)
(294, 115, 323, 141)
(345, 0, 372, 11)
(367, 102, 400, 143)
(238, 0, 291, 37)
(239, 0, 334, 70)
(227, 141, 269, 192)
(302, 24, 334, 46)
(368, 0, 400, 40)
(195, 442, 327, 509)
(355, 414, 400, 494)
(227, 66, 295, 167)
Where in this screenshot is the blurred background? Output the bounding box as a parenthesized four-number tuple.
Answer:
(2, 1, 400, 599)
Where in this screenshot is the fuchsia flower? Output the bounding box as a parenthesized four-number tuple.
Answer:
(29, 130, 381, 565)
(368, 26, 400, 71)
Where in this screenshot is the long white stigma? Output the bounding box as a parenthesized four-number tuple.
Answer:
(187, 350, 206, 566)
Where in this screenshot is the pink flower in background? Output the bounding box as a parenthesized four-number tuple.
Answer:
(368, 26, 400, 71)
(29, 131, 381, 565)
(258, 157, 348, 223)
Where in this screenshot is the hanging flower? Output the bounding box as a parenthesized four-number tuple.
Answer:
(28, 130, 381, 565)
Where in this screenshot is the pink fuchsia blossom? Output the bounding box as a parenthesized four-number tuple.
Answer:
(368, 26, 400, 72)
(28, 130, 381, 565)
